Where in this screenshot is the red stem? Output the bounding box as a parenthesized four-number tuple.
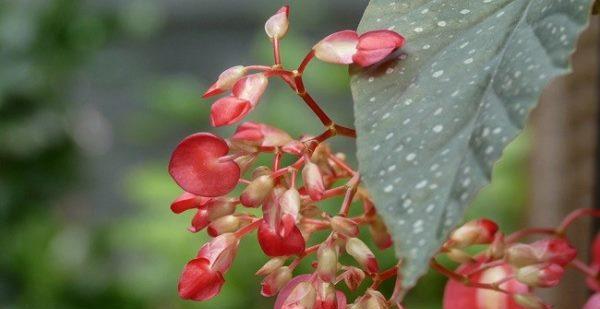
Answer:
(339, 174, 360, 216)
(273, 37, 281, 66)
(234, 219, 262, 238)
(505, 228, 556, 243)
(298, 50, 315, 74)
(557, 208, 600, 234)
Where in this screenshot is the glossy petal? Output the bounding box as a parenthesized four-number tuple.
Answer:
(352, 30, 405, 67)
(169, 133, 240, 197)
(170, 192, 211, 214)
(232, 122, 292, 147)
(178, 258, 225, 301)
(258, 220, 305, 257)
(232, 73, 268, 106)
(313, 30, 359, 65)
(210, 96, 252, 127)
(265, 6, 289, 39)
(203, 65, 246, 98)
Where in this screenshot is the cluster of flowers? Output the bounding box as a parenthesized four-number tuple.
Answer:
(167, 6, 600, 308)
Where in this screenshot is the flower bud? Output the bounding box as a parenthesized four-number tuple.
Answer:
(447, 218, 498, 249)
(282, 140, 305, 155)
(197, 233, 240, 273)
(516, 263, 564, 288)
(232, 122, 292, 147)
(280, 188, 301, 221)
(206, 198, 237, 221)
(170, 192, 210, 214)
(203, 65, 247, 98)
(485, 232, 506, 260)
(446, 248, 474, 264)
(261, 266, 293, 297)
(315, 282, 337, 309)
(256, 257, 287, 276)
(313, 30, 359, 65)
(234, 154, 257, 173)
(232, 73, 268, 106)
(330, 216, 359, 238)
(506, 238, 577, 268)
(317, 245, 338, 282)
(189, 207, 210, 233)
(340, 266, 365, 291)
(513, 294, 548, 309)
(265, 6, 289, 40)
(352, 30, 405, 67)
(352, 289, 388, 309)
(281, 281, 317, 309)
(368, 215, 393, 250)
(241, 175, 274, 207)
(207, 215, 240, 237)
(210, 96, 252, 127)
(302, 161, 325, 201)
(345, 238, 379, 273)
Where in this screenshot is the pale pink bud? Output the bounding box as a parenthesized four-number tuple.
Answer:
(210, 96, 252, 127)
(261, 266, 293, 297)
(203, 65, 247, 98)
(197, 233, 240, 273)
(256, 257, 287, 276)
(232, 73, 268, 106)
(485, 232, 506, 260)
(506, 238, 577, 268)
(447, 218, 498, 248)
(446, 248, 474, 264)
(232, 122, 292, 147)
(513, 294, 549, 309)
(282, 140, 305, 155)
(339, 266, 365, 291)
(330, 216, 359, 237)
(352, 30, 405, 67)
(281, 281, 317, 309)
(368, 215, 393, 250)
(206, 198, 237, 221)
(315, 282, 337, 309)
(317, 245, 338, 282)
(280, 188, 301, 221)
(516, 263, 564, 288)
(302, 161, 325, 201)
(189, 207, 210, 233)
(265, 6, 289, 40)
(207, 215, 241, 237)
(345, 238, 379, 273)
(352, 289, 388, 309)
(240, 175, 274, 207)
(313, 30, 359, 65)
(234, 154, 257, 173)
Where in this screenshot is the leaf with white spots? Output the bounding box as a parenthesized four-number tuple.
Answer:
(350, 0, 594, 291)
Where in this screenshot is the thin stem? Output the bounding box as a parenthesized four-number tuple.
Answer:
(463, 260, 505, 277)
(370, 266, 398, 289)
(328, 153, 357, 175)
(339, 174, 360, 216)
(298, 50, 315, 74)
(273, 150, 282, 171)
(557, 208, 600, 234)
(505, 228, 556, 243)
(273, 37, 281, 66)
(234, 219, 262, 238)
(333, 124, 357, 138)
(245, 65, 272, 71)
(430, 259, 510, 294)
(570, 258, 598, 278)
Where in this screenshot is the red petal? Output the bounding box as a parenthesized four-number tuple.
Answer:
(232, 74, 268, 106)
(210, 96, 252, 127)
(313, 30, 359, 65)
(258, 220, 305, 257)
(274, 275, 312, 309)
(178, 258, 225, 301)
(353, 30, 405, 67)
(188, 208, 210, 233)
(169, 133, 240, 197)
(171, 192, 211, 214)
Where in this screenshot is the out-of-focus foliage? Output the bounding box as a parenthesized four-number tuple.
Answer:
(0, 1, 529, 308)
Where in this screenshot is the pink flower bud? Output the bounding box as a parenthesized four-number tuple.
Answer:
(584, 293, 600, 309)
(234, 154, 257, 173)
(261, 266, 293, 297)
(207, 215, 241, 237)
(256, 257, 287, 276)
(282, 140, 305, 155)
(443, 260, 529, 309)
(516, 263, 564, 288)
(265, 6, 289, 40)
(170, 192, 211, 214)
(197, 233, 240, 273)
(368, 215, 393, 250)
(203, 65, 247, 98)
(302, 161, 325, 201)
(345, 238, 379, 274)
(210, 96, 252, 127)
(178, 258, 225, 301)
(232, 73, 268, 106)
(485, 232, 506, 260)
(339, 266, 365, 291)
(317, 245, 338, 282)
(280, 188, 301, 221)
(240, 175, 274, 207)
(352, 289, 387, 309)
(352, 30, 405, 67)
(315, 282, 338, 309)
(258, 219, 305, 257)
(232, 122, 292, 147)
(313, 30, 359, 65)
(281, 281, 317, 309)
(330, 216, 359, 238)
(189, 207, 210, 233)
(206, 198, 237, 221)
(446, 248, 474, 264)
(447, 218, 498, 248)
(506, 238, 577, 268)
(513, 294, 549, 309)
(169, 133, 240, 197)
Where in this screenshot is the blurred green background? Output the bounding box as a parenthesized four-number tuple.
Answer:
(0, 0, 530, 308)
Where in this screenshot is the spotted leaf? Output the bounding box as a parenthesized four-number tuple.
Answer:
(350, 0, 594, 290)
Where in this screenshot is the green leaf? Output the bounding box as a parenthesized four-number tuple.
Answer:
(350, 0, 594, 290)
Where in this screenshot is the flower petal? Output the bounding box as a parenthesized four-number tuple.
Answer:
(313, 30, 359, 65)
(178, 258, 225, 301)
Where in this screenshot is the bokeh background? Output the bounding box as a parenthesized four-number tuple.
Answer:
(3, 0, 582, 308)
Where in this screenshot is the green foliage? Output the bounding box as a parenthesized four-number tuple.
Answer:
(351, 0, 594, 289)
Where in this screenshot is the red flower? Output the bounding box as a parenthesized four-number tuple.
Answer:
(169, 133, 240, 197)
(210, 96, 252, 127)
(506, 237, 577, 268)
(231, 122, 292, 147)
(258, 219, 305, 257)
(170, 192, 211, 214)
(447, 218, 499, 248)
(443, 261, 529, 309)
(178, 234, 240, 301)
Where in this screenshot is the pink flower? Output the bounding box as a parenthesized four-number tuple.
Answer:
(516, 263, 564, 288)
(170, 192, 211, 214)
(203, 65, 247, 98)
(265, 6, 289, 39)
(178, 233, 240, 301)
(302, 161, 325, 201)
(261, 266, 292, 297)
(345, 237, 379, 274)
(231, 122, 292, 147)
(210, 96, 252, 127)
(447, 218, 499, 248)
(313, 30, 405, 67)
(232, 73, 268, 106)
(275, 276, 346, 309)
(443, 261, 529, 309)
(506, 237, 577, 268)
(258, 219, 305, 257)
(169, 133, 240, 197)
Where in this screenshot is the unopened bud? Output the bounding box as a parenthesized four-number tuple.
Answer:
(234, 154, 257, 173)
(317, 245, 338, 282)
(207, 215, 240, 237)
(506, 238, 577, 268)
(345, 238, 379, 273)
(369, 215, 393, 250)
(485, 232, 506, 260)
(252, 166, 272, 178)
(513, 294, 548, 309)
(447, 219, 498, 248)
(340, 266, 365, 291)
(261, 266, 292, 297)
(446, 248, 474, 264)
(206, 198, 237, 221)
(265, 6, 289, 40)
(232, 73, 268, 106)
(352, 289, 388, 309)
(203, 65, 247, 98)
(302, 161, 325, 201)
(315, 282, 337, 309)
(331, 216, 359, 237)
(282, 281, 317, 309)
(189, 207, 210, 233)
(256, 257, 286, 276)
(516, 263, 564, 288)
(280, 188, 301, 221)
(241, 175, 274, 207)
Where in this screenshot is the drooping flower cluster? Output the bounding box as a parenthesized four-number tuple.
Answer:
(167, 6, 600, 309)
